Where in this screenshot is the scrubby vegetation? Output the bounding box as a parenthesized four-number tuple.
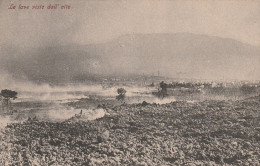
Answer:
(0, 89, 18, 113)
(152, 81, 260, 101)
(116, 88, 127, 102)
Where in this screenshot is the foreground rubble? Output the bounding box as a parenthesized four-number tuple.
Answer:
(0, 96, 259, 165)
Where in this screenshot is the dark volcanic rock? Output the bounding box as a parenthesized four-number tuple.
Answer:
(0, 98, 260, 165)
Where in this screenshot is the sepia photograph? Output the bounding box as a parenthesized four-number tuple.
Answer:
(0, 0, 259, 165)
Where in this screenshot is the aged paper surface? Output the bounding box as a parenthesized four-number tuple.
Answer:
(0, 0, 259, 165)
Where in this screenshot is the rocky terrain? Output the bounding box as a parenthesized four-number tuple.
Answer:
(0, 96, 259, 165)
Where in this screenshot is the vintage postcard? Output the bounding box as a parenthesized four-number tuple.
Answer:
(0, 0, 259, 165)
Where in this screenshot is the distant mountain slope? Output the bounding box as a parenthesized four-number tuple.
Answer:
(97, 33, 260, 80)
(1, 33, 259, 82)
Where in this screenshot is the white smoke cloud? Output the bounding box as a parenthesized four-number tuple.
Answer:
(0, 71, 153, 102)
(0, 116, 12, 129)
(47, 107, 106, 122)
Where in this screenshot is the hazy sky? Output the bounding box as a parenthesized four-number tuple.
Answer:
(0, 0, 259, 81)
(0, 0, 259, 47)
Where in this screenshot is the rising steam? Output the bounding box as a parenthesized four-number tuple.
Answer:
(47, 107, 106, 122)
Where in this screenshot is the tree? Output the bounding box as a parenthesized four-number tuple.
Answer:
(158, 81, 168, 99)
(116, 88, 126, 102)
(0, 89, 18, 113)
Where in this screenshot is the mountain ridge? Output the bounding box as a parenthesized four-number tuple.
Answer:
(0, 33, 259, 82)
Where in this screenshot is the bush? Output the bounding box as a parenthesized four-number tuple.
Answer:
(0, 89, 18, 113)
(116, 88, 126, 102)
